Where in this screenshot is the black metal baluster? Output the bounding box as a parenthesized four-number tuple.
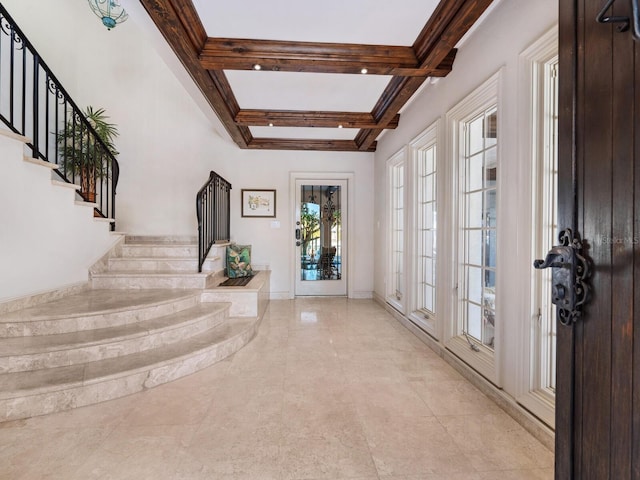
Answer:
(45, 70, 50, 160)
(32, 53, 39, 158)
(20, 38, 25, 136)
(0, 15, 3, 121)
(54, 84, 59, 166)
(9, 23, 14, 126)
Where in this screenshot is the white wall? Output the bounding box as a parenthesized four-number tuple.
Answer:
(0, 132, 120, 302)
(1, 0, 375, 299)
(374, 0, 557, 402)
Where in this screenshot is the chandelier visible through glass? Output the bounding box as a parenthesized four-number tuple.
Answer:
(87, 0, 128, 30)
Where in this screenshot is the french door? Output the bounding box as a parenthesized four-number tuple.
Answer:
(294, 177, 347, 296)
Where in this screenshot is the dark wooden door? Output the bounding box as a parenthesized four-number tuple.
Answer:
(557, 0, 640, 478)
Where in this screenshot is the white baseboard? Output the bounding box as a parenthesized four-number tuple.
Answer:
(349, 291, 373, 299)
(270, 292, 292, 300)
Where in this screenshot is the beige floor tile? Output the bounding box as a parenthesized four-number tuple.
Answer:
(360, 414, 476, 476)
(2, 298, 554, 479)
(180, 421, 282, 479)
(439, 413, 554, 472)
(349, 379, 434, 419)
(121, 382, 215, 426)
(279, 431, 378, 480)
(283, 376, 352, 405)
(0, 426, 110, 480)
(410, 379, 503, 416)
(70, 424, 195, 480)
(478, 468, 554, 479)
(380, 474, 483, 480)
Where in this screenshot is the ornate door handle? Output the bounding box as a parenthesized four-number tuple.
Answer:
(597, 0, 640, 40)
(534, 229, 591, 326)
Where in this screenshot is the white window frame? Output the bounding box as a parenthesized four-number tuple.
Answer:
(445, 70, 503, 386)
(386, 148, 407, 313)
(408, 121, 440, 338)
(516, 26, 558, 429)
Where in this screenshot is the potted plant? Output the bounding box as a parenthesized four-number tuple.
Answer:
(57, 106, 119, 203)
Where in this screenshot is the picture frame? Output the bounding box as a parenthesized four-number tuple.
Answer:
(241, 189, 276, 217)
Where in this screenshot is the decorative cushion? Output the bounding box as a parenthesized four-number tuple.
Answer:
(226, 244, 253, 278)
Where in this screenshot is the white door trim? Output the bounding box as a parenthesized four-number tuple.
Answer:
(289, 172, 355, 298)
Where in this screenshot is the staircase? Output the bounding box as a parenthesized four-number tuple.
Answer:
(0, 238, 269, 423)
(92, 238, 219, 289)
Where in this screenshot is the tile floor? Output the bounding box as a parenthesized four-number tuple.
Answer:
(0, 298, 554, 480)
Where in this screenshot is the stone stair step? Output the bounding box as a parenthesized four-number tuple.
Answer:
(108, 256, 219, 272)
(0, 317, 259, 422)
(91, 271, 213, 289)
(201, 270, 270, 317)
(120, 243, 199, 258)
(0, 290, 200, 337)
(0, 303, 230, 373)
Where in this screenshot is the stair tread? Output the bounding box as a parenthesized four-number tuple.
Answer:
(0, 303, 230, 356)
(110, 256, 219, 261)
(0, 317, 254, 396)
(91, 270, 212, 277)
(123, 243, 197, 247)
(0, 289, 199, 324)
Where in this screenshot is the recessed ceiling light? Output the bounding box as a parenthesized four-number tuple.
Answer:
(253, 64, 262, 71)
(338, 124, 343, 128)
(268, 122, 274, 127)
(360, 68, 368, 74)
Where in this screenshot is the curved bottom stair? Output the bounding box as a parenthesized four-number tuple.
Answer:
(0, 288, 261, 423)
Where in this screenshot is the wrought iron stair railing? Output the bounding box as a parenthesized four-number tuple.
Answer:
(196, 171, 232, 272)
(0, 5, 119, 227)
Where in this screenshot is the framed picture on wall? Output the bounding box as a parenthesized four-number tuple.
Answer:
(241, 189, 276, 217)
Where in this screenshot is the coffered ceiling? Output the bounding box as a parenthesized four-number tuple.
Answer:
(138, 0, 494, 152)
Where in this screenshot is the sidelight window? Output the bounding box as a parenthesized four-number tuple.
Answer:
(460, 107, 498, 349)
(532, 58, 559, 398)
(387, 149, 406, 312)
(409, 122, 439, 336)
(446, 71, 501, 385)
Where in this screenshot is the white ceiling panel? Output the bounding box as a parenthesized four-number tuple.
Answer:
(250, 126, 358, 140)
(191, 0, 440, 45)
(226, 70, 392, 111)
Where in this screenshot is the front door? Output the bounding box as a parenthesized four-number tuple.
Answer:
(555, 0, 640, 477)
(294, 178, 347, 296)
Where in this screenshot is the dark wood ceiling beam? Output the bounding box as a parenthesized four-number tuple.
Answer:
(235, 110, 400, 129)
(430, 49, 458, 77)
(248, 138, 376, 152)
(166, 0, 207, 51)
(355, 76, 427, 150)
(139, 0, 250, 147)
(356, 0, 495, 151)
(142, 0, 493, 152)
(200, 38, 452, 77)
(413, 0, 494, 68)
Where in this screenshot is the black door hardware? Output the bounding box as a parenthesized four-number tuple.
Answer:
(533, 229, 591, 326)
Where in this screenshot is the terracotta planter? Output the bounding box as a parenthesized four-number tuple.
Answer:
(81, 191, 96, 203)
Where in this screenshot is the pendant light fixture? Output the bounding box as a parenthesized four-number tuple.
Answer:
(87, 0, 128, 30)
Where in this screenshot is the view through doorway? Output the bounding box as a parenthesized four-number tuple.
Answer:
(294, 177, 347, 296)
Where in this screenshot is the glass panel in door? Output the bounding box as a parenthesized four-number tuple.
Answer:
(295, 180, 347, 296)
